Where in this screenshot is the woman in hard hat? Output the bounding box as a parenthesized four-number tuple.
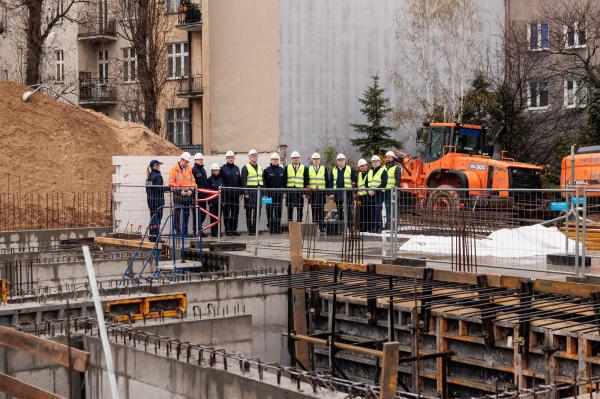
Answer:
(145, 160, 168, 241)
(207, 163, 224, 237)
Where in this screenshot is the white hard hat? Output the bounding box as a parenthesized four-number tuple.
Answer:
(248, 149, 258, 156)
(270, 152, 280, 160)
(193, 152, 204, 160)
(311, 152, 321, 159)
(336, 153, 346, 160)
(225, 150, 235, 157)
(385, 151, 395, 157)
(180, 152, 193, 162)
(357, 159, 367, 167)
(290, 151, 300, 158)
(371, 155, 381, 162)
(210, 163, 220, 170)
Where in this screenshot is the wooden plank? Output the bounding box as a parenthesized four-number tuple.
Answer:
(0, 326, 89, 373)
(379, 342, 400, 399)
(375, 264, 425, 279)
(430, 269, 478, 285)
(289, 222, 309, 368)
(0, 372, 63, 399)
(283, 333, 384, 357)
(534, 279, 599, 298)
(94, 236, 162, 250)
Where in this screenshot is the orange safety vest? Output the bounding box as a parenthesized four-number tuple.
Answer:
(168, 162, 195, 189)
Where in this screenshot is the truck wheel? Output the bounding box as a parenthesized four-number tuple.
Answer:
(427, 185, 460, 211)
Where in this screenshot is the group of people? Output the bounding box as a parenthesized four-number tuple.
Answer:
(145, 149, 403, 239)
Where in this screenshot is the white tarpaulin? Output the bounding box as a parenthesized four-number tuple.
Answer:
(399, 224, 579, 257)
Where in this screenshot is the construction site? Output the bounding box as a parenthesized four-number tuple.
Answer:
(4, 75, 600, 399)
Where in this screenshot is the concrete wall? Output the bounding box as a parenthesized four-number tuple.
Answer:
(205, 0, 279, 154)
(0, 336, 77, 399)
(137, 315, 253, 355)
(152, 278, 288, 363)
(84, 335, 340, 399)
(0, 227, 110, 252)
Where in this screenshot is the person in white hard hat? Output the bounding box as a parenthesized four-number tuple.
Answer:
(356, 159, 369, 232)
(221, 151, 242, 236)
(205, 163, 223, 237)
(191, 153, 208, 237)
(307, 152, 332, 233)
(263, 152, 284, 234)
(383, 150, 402, 230)
(168, 152, 195, 236)
(241, 149, 263, 235)
(366, 154, 388, 233)
(329, 153, 357, 228)
(284, 151, 307, 223)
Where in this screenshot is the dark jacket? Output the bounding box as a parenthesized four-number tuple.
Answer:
(207, 174, 224, 204)
(192, 164, 208, 188)
(220, 163, 242, 196)
(146, 170, 167, 208)
(263, 164, 285, 188)
(282, 163, 309, 188)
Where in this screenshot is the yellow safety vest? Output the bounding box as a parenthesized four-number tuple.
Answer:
(308, 166, 326, 189)
(245, 163, 263, 187)
(367, 168, 385, 188)
(357, 172, 368, 196)
(386, 165, 397, 189)
(286, 164, 305, 188)
(332, 166, 352, 189)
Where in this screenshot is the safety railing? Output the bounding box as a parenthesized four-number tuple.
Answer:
(0, 191, 112, 232)
(112, 184, 600, 277)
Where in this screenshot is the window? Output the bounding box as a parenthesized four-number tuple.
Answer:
(55, 50, 64, 82)
(528, 22, 549, 51)
(564, 78, 587, 108)
(527, 81, 549, 109)
(54, 0, 65, 23)
(166, 108, 190, 145)
(122, 47, 136, 83)
(167, 43, 189, 79)
(123, 111, 142, 122)
(165, 0, 178, 14)
(565, 22, 587, 48)
(98, 50, 108, 82)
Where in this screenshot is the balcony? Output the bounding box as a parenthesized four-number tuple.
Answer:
(79, 78, 118, 106)
(176, 75, 204, 98)
(176, 3, 202, 31)
(78, 19, 117, 42)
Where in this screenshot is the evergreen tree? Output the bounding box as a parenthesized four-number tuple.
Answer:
(351, 74, 403, 157)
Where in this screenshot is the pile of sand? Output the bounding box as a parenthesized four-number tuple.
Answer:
(0, 81, 180, 193)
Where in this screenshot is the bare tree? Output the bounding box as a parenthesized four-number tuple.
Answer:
(393, 0, 484, 124)
(1, 0, 86, 85)
(118, 0, 172, 133)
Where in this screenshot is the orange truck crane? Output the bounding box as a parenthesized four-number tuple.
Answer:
(560, 146, 600, 196)
(397, 122, 543, 208)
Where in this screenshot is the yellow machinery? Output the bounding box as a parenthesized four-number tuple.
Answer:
(104, 293, 187, 323)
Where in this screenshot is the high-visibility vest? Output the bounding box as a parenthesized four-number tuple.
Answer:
(332, 166, 352, 189)
(168, 162, 195, 189)
(357, 172, 368, 196)
(286, 164, 305, 188)
(367, 168, 385, 188)
(386, 165, 397, 189)
(245, 163, 263, 187)
(308, 166, 326, 189)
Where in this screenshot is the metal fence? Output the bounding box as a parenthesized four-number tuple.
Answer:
(0, 191, 112, 232)
(113, 184, 600, 277)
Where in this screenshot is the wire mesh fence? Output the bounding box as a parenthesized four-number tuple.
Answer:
(110, 184, 600, 276)
(0, 191, 112, 232)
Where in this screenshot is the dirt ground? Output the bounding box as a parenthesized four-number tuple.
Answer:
(0, 81, 180, 193)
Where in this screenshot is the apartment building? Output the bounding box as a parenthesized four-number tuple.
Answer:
(1, 0, 505, 157)
(506, 0, 592, 114)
